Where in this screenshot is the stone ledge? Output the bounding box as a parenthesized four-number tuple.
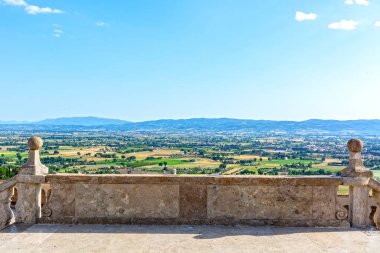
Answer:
(45, 174, 344, 186)
(369, 178, 380, 192)
(342, 177, 370, 187)
(16, 175, 46, 184)
(0, 177, 17, 192)
(39, 216, 350, 227)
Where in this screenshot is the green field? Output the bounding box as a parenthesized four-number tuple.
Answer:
(372, 170, 380, 180)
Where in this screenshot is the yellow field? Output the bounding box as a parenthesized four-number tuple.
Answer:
(233, 155, 268, 160)
(51, 146, 105, 157)
(223, 166, 243, 175)
(126, 149, 183, 160)
(0, 146, 17, 151)
(173, 158, 220, 169)
(313, 158, 343, 171)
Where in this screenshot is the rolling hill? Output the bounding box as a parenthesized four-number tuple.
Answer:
(0, 117, 380, 135)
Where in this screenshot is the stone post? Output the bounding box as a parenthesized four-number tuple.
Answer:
(20, 136, 48, 175)
(342, 139, 373, 227)
(15, 136, 47, 224)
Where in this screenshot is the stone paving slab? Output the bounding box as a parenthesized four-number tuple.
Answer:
(1, 224, 379, 253)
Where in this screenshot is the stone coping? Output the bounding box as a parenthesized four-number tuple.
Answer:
(44, 174, 344, 186)
(5, 174, 380, 188)
(369, 178, 380, 191)
(0, 177, 17, 192)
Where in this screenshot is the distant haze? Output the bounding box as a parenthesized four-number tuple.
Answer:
(1, 117, 380, 136)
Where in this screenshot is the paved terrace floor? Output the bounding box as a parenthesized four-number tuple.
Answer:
(1, 224, 380, 253)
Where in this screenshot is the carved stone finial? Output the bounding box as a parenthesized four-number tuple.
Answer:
(28, 136, 43, 150)
(19, 136, 48, 175)
(347, 138, 363, 153)
(342, 138, 373, 178)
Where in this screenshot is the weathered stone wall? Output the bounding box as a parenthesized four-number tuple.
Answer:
(40, 175, 348, 227)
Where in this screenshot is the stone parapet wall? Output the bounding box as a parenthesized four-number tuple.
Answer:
(40, 174, 348, 227)
(2, 137, 380, 230)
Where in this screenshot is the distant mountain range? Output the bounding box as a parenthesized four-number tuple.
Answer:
(0, 117, 380, 135)
(0, 117, 128, 126)
(36, 117, 129, 126)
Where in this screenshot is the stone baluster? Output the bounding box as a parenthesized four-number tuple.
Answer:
(342, 139, 373, 227)
(373, 190, 380, 229)
(15, 136, 47, 224)
(0, 186, 14, 230)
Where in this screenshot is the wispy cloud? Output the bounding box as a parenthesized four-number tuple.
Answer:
(2, 0, 27, 6)
(1, 0, 62, 15)
(25, 5, 62, 15)
(96, 21, 109, 27)
(328, 20, 359, 30)
(344, 0, 369, 6)
(53, 29, 63, 38)
(375, 21, 380, 27)
(295, 11, 317, 22)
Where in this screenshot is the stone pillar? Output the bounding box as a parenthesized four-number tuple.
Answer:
(342, 139, 373, 228)
(15, 136, 47, 224)
(15, 183, 41, 223)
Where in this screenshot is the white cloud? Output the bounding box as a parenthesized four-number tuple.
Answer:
(355, 0, 369, 5)
(328, 20, 359, 30)
(375, 21, 380, 27)
(345, 0, 369, 5)
(295, 11, 317, 22)
(25, 5, 62, 15)
(96, 21, 109, 27)
(53, 29, 63, 38)
(2, 0, 63, 15)
(2, 0, 27, 6)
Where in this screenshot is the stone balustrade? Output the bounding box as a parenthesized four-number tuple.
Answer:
(1, 137, 380, 230)
(39, 174, 348, 226)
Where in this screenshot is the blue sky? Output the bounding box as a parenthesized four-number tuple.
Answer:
(1, 0, 380, 122)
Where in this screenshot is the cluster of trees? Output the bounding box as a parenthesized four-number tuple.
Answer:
(120, 155, 136, 161)
(364, 159, 380, 169)
(281, 162, 313, 169)
(0, 155, 12, 166)
(238, 158, 263, 165)
(287, 169, 334, 176)
(0, 166, 17, 180)
(118, 148, 153, 154)
(240, 169, 256, 175)
(94, 153, 117, 158)
(176, 167, 220, 175)
(41, 156, 96, 169)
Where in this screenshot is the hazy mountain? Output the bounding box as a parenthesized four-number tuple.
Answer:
(116, 118, 380, 134)
(0, 120, 30, 124)
(1, 117, 380, 135)
(35, 117, 129, 126)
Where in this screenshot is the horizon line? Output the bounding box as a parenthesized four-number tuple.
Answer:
(1, 116, 380, 124)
